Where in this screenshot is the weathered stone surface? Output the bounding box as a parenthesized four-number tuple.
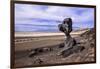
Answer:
(29, 47, 53, 57)
(34, 58, 43, 64)
(58, 43, 64, 48)
(61, 46, 85, 57)
(42, 47, 52, 51)
(28, 48, 43, 57)
(58, 18, 77, 56)
(29, 50, 37, 57)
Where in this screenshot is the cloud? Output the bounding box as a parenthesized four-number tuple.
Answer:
(15, 3, 94, 32)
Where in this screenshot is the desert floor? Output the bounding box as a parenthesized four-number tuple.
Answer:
(14, 29, 95, 68)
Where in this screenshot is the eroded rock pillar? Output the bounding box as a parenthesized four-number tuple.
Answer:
(58, 18, 75, 56)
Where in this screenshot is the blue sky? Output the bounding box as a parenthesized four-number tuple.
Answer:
(15, 4, 94, 32)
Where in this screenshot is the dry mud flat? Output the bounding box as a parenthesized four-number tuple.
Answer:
(14, 29, 95, 68)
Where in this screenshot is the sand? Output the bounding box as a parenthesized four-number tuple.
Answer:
(14, 29, 95, 68)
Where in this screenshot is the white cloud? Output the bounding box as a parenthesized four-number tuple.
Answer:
(15, 3, 94, 28)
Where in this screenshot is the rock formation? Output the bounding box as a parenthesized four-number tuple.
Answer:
(57, 18, 77, 56)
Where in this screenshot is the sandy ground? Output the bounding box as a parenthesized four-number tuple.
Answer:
(15, 29, 89, 37)
(15, 35, 65, 51)
(14, 29, 95, 68)
(15, 30, 89, 51)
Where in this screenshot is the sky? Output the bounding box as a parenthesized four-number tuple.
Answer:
(15, 3, 94, 32)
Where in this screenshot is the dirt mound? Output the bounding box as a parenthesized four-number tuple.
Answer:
(81, 28, 95, 39)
